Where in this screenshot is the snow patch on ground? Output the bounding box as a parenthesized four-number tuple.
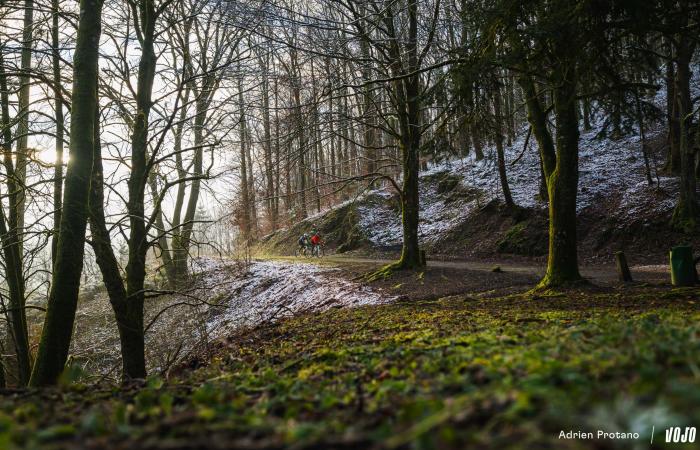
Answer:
(194, 258, 393, 338)
(68, 257, 392, 380)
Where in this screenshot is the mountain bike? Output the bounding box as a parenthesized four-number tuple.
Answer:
(295, 243, 313, 257)
(311, 243, 325, 257)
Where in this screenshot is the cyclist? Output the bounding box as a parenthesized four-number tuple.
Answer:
(310, 232, 322, 256)
(297, 233, 310, 256)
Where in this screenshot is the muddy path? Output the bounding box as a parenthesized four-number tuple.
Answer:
(261, 254, 672, 301)
(326, 255, 669, 283)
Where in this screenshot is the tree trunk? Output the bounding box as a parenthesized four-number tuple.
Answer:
(295, 99, 307, 218)
(392, 0, 422, 270)
(273, 73, 281, 224)
(396, 130, 422, 270)
(238, 82, 251, 243)
(148, 171, 176, 285)
(582, 97, 591, 131)
(176, 88, 206, 276)
(493, 78, 514, 208)
(164, 82, 191, 288)
(539, 63, 582, 288)
(30, 0, 103, 386)
(671, 33, 699, 231)
(88, 102, 142, 381)
(518, 74, 555, 167)
(635, 94, 654, 186)
(695, 115, 700, 178)
(15, 0, 34, 252)
(121, 0, 159, 380)
(0, 201, 29, 385)
(360, 17, 377, 183)
(0, 50, 31, 386)
(310, 58, 322, 213)
(666, 41, 681, 173)
(538, 156, 549, 202)
(326, 57, 337, 181)
(505, 74, 515, 146)
(261, 55, 276, 231)
(51, 0, 64, 265)
(246, 113, 258, 238)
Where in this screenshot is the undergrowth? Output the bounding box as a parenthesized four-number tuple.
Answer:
(1, 288, 699, 449)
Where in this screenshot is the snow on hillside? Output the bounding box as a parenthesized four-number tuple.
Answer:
(353, 75, 700, 248)
(431, 120, 678, 214)
(357, 118, 679, 247)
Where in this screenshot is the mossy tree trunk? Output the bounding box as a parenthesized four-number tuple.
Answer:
(670, 25, 698, 231)
(396, 123, 422, 270)
(514, 39, 581, 288)
(518, 74, 555, 206)
(30, 0, 103, 387)
(539, 61, 582, 288)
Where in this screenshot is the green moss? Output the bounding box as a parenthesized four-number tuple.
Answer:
(3, 288, 700, 449)
(496, 221, 547, 256)
(498, 222, 527, 247)
(671, 199, 699, 233)
(365, 261, 401, 282)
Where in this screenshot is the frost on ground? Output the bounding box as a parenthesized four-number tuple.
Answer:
(64, 257, 392, 381)
(197, 257, 392, 337)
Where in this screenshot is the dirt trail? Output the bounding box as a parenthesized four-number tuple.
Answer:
(272, 255, 671, 287)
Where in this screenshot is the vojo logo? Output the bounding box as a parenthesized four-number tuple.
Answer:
(665, 427, 696, 443)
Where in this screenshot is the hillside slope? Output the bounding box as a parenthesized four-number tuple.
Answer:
(259, 117, 700, 264)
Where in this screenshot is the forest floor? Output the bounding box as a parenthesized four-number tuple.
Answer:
(1, 256, 699, 449)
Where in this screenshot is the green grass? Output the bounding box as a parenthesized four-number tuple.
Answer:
(1, 288, 699, 449)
